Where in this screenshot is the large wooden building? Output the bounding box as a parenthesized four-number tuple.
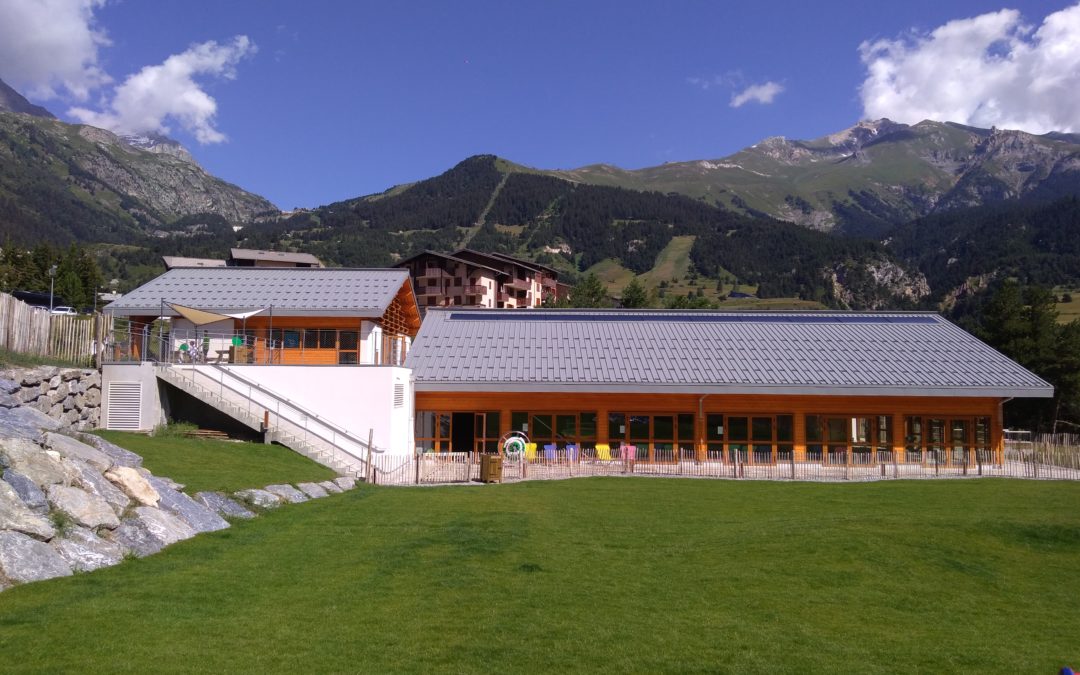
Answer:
(405, 309, 1053, 465)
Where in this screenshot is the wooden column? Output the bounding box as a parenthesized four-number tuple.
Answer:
(793, 413, 806, 463)
(892, 412, 906, 464)
(597, 408, 610, 447)
(993, 399, 1005, 465)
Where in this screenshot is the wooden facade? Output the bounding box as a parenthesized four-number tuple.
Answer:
(415, 391, 1005, 464)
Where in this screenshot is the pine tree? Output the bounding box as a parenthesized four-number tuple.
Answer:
(568, 273, 607, 308)
(620, 277, 649, 308)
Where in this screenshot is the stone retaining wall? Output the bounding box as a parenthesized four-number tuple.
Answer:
(0, 400, 356, 592)
(0, 366, 101, 431)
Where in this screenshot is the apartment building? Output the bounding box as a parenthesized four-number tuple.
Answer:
(396, 249, 560, 309)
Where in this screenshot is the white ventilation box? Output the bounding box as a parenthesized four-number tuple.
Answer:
(106, 381, 142, 430)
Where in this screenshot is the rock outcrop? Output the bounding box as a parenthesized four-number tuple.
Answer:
(0, 405, 357, 591)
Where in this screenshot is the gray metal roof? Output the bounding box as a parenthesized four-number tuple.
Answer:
(229, 248, 323, 266)
(105, 268, 411, 317)
(405, 309, 1054, 398)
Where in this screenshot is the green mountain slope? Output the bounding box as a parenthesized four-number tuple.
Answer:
(547, 119, 1080, 237)
(0, 109, 278, 245)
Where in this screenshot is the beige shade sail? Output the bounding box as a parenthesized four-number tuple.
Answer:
(167, 303, 266, 326)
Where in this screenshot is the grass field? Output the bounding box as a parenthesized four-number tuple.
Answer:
(93, 431, 337, 493)
(1, 478, 1078, 672)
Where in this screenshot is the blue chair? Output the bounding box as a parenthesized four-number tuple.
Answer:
(565, 443, 579, 463)
(543, 443, 557, 462)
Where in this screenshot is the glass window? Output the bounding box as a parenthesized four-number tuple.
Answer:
(727, 417, 748, 441)
(751, 417, 773, 441)
(340, 331, 358, 350)
(556, 414, 577, 440)
(975, 417, 990, 448)
(303, 329, 319, 349)
(826, 418, 847, 443)
(338, 352, 357, 364)
(609, 413, 626, 439)
(283, 330, 301, 348)
(319, 330, 336, 349)
(416, 411, 436, 438)
(532, 415, 553, 440)
(852, 417, 872, 445)
(485, 413, 500, 438)
(439, 414, 451, 439)
(777, 415, 794, 442)
(805, 415, 822, 442)
(654, 416, 674, 440)
(629, 415, 650, 440)
(905, 416, 922, 447)
(706, 414, 724, 440)
(876, 416, 891, 446)
(678, 414, 695, 442)
(579, 412, 597, 439)
(511, 412, 528, 433)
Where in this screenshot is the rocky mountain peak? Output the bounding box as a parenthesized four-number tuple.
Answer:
(0, 78, 55, 119)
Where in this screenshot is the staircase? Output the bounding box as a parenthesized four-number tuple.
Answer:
(156, 365, 372, 478)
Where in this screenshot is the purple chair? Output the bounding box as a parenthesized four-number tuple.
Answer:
(565, 443, 579, 462)
(543, 443, 557, 461)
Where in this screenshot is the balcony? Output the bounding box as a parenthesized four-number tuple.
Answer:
(462, 284, 486, 295)
(540, 276, 557, 288)
(503, 278, 530, 291)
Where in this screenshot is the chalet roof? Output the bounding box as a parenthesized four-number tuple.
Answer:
(451, 249, 558, 276)
(405, 309, 1053, 398)
(105, 267, 413, 318)
(161, 256, 226, 269)
(229, 248, 322, 266)
(395, 250, 508, 277)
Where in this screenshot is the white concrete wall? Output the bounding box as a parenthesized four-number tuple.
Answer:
(221, 365, 414, 454)
(101, 363, 166, 432)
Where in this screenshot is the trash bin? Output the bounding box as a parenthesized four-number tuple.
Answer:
(480, 453, 502, 483)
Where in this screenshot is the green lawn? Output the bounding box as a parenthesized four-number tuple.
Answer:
(1, 479, 1079, 672)
(92, 431, 337, 493)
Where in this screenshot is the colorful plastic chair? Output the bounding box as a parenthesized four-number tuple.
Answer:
(543, 443, 557, 461)
(525, 443, 537, 462)
(565, 443, 579, 462)
(595, 443, 611, 461)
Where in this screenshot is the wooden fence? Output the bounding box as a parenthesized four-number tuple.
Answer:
(369, 441, 1080, 486)
(0, 292, 111, 366)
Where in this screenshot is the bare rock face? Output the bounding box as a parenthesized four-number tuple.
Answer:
(0, 480, 56, 539)
(81, 434, 141, 468)
(105, 466, 159, 506)
(264, 484, 308, 504)
(45, 433, 113, 472)
(145, 476, 229, 533)
(318, 480, 343, 494)
(106, 507, 197, 558)
(68, 459, 130, 516)
(333, 476, 357, 492)
(0, 531, 72, 583)
(296, 482, 330, 499)
(52, 526, 125, 572)
(2, 469, 48, 514)
(233, 488, 283, 509)
(194, 492, 255, 520)
(0, 438, 76, 486)
(46, 484, 121, 530)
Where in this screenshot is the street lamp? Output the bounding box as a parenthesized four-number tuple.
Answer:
(48, 264, 57, 312)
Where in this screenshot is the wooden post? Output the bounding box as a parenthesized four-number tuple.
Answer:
(366, 428, 375, 484)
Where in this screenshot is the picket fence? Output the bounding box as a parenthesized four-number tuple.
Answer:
(0, 292, 110, 366)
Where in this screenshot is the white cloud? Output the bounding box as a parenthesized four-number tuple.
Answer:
(730, 81, 785, 108)
(69, 36, 256, 144)
(0, 0, 111, 101)
(859, 3, 1080, 133)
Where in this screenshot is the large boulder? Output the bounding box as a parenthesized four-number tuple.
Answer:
(318, 480, 343, 494)
(0, 481, 56, 539)
(264, 484, 308, 504)
(45, 433, 113, 472)
(296, 482, 330, 499)
(46, 484, 120, 530)
(233, 488, 283, 509)
(82, 435, 141, 468)
(0, 400, 59, 437)
(145, 476, 229, 533)
(0, 378, 21, 395)
(0, 530, 72, 584)
(52, 526, 125, 572)
(194, 492, 255, 520)
(2, 469, 48, 514)
(333, 476, 357, 491)
(68, 459, 130, 515)
(107, 507, 197, 557)
(0, 438, 75, 487)
(105, 466, 159, 506)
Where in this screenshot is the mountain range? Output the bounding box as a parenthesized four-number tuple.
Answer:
(0, 79, 1077, 310)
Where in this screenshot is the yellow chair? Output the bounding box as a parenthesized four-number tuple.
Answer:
(525, 443, 537, 462)
(595, 443, 612, 461)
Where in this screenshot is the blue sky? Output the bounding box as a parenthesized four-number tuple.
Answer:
(2, 0, 1078, 210)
